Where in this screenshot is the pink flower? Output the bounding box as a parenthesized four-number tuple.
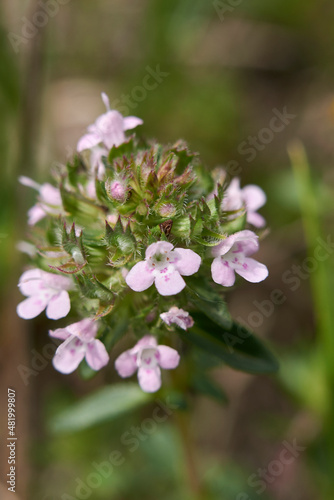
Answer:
(77, 93, 143, 152)
(222, 178, 266, 228)
(19, 176, 62, 225)
(211, 230, 268, 287)
(125, 241, 201, 296)
(90, 145, 108, 179)
(17, 269, 73, 320)
(160, 307, 194, 330)
(81, 179, 97, 199)
(115, 335, 180, 393)
(49, 319, 109, 374)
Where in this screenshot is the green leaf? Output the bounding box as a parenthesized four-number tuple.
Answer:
(170, 140, 198, 172)
(66, 155, 87, 187)
(186, 278, 232, 330)
(108, 137, 135, 162)
(220, 211, 247, 234)
(49, 383, 150, 433)
(180, 312, 279, 374)
(95, 178, 111, 205)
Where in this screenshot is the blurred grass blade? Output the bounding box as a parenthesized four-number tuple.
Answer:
(288, 141, 334, 379)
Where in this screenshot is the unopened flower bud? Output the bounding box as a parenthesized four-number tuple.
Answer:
(160, 307, 194, 330)
(106, 179, 127, 203)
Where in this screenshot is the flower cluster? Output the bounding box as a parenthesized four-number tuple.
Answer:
(17, 93, 269, 393)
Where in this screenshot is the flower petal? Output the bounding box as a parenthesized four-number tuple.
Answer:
(145, 241, 174, 259)
(46, 290, 71, 320)
(126, 261, 155, 292)
(90, 146, 107, 179)
(246, 211, 266, 228)
(235, 258, 268, 283)
(212, 230, 258, 259)
(17, 295, 48, 319)
(42, 272, 73, 291)
(101, 92, 110, 110)
(123, 116, 143, 130)
(115, 350, 137, 377)
(19, 176, 41, 190)
(49, 327, 71, 340)
(85, 339, 109, 371)
(155, 270, 186, 296)
(233, 231, 259, 256)
(160, 307, 194, 330)
(27, 204, 46, 225)
(133, 335, 158, 350)
(39, 184, 62, 206)
(223, 177, 243, 211)
(211, 237, 236, 259)
(211, 258, 236, 287)
(18, 268, 45, 296)
(66, 318, 98, 342)
(242, 185, 266, 211)
(77, 132, 101, 152)
(173, 248, 201, 276)
(52, 337, 86, 374)
(157, 346, 180, 369)
(95, 111, 125, 148)
(138, 366, 161, 393)
(85, 180, 97, 199)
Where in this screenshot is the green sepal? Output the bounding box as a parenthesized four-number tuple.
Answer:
(104, 218, 136, 255)
(76, 273, 115, 303)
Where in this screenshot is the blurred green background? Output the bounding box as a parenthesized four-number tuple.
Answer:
(1, 1, 334, 499)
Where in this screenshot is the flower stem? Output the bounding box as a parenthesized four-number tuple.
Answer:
(174, 410, 205, 499)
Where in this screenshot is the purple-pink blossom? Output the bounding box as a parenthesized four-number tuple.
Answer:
(19, 176, 63, 225)
(17, 269, 73, 320)
(160, 307, 194, 330)
(90, 145, 108, 179)
(49, 319, 109, 374)
(222, 178, 266, 228)
(211, 230, 268, 287)
(77, 93, 143, 152)
(115, 335, 180, 393)
(125, 241, 201, 296)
